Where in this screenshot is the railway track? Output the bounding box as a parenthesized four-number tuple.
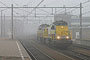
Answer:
(72, 44, 90, 50)
(57, 49, 90, 60)
(20, 39, 76, 60)
(31, 41, 75, 60)
(35, 40, 90, 60)
(69, 44, 90, 58)
(20, 40, 54, 60)
(19, 38, 90, 60)
(50, 44, 90, 60)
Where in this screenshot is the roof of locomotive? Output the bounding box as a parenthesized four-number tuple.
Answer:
(38, 24, 49, 30)
(40, 24, 49, 27)
(53, 20, 68, 26)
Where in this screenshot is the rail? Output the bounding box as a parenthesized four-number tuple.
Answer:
(19, 40, 54, 60)
(19, 40, 37, 60)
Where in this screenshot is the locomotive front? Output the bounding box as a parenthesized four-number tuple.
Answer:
(54, 21, 72, 40)
(52, 21, 72, 48)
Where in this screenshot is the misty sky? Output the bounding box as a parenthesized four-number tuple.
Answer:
(0, 0, 90, 16)
(0, 0, 89, 7)
(0, 0, 90, 37)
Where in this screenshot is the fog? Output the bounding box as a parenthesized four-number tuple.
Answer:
(0, 0, 90, 39)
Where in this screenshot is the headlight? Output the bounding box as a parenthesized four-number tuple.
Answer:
(57, 36, 60, 39)
(61, 26, 64, 28)
(66, 36, 69, 39)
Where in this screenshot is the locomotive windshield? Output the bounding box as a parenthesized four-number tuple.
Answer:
(53, 21, 68, 26)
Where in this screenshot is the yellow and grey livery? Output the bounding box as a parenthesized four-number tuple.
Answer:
(37, 21, 72, 48)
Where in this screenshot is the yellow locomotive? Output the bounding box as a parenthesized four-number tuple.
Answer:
(37, 21, 72, 48)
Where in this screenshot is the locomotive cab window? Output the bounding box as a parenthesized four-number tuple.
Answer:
(51, 25, 55, 30)
(53, 21, 68, 26)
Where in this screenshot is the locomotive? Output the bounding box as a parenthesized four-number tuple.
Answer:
(37, 21, 72, 48)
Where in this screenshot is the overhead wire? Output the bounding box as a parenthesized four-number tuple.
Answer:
(82, 11, 90, 15)
(67, 0, 90, 13)
(14, 7, 51, 15)
(0, 1, 10, 15)
(38, 0, 90, 22)
(37, 8, 51, 14)
(0, 0, 25, 18)
(1, 0, 90, 19)
(27, 0, 44, 16)
(57, 0, 90, 14)
(10, 0, 32, 16)
(0, 0, 31, 17)
(0, 1, 8, 7)
(0, 1, 11, 16)
(14, 8, 34, 14)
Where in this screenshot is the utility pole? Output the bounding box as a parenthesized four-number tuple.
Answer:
(11, 4, 14, 40)
(35, 8, 36, 17)
(52, 8, 53, 15)
(1, 10, 2, 38)
(55, 8, 57, 14)
(4, 14, 5, 37)
(80, 3, 82, 40)
(64, 5, 67, 14)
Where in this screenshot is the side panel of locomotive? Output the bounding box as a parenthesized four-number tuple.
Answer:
(37, 24, 49, 43)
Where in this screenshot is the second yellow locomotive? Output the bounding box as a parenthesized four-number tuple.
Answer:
(37, 21, 72, 48)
